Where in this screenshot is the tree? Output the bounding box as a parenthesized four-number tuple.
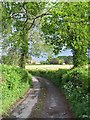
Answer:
(47, 57, 61, 64)
(58, 56, 73, 65)
(42, 2, 89, 67)
(28, 23, 54, 58)
(1, 2, 57, 68)
(1, 2, 49, 68)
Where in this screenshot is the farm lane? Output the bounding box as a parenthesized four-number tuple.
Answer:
(29, 76, 74, 119)
(6, 77, 40, 119)
(6, 76, 74, 119)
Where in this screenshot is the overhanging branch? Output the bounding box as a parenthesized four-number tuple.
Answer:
(27, 13, 51, 31)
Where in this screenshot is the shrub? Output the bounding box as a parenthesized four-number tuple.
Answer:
(48, 58, 61, 64)
(62, 67, 89, 117)
(0, 65, 32, 116)
(62, 67, 88, 91)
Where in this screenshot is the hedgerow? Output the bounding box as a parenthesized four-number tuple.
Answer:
(62, 67, 89, 118)
(0, 65, 32, 116)
(28, 66, 89, 118)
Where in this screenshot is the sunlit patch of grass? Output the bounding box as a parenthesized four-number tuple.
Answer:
(25, 64, 73, 70)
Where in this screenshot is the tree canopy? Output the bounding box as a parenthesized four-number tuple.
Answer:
(1, 2, 89, 68)
(1, 2, 54, 68)
(42, 2, 89, 67)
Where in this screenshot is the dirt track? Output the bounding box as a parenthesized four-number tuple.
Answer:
(29, 77, 74, 119)
(4, 76, 74, 119)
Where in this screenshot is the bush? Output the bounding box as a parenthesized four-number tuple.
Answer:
(48, 58, 61, 64)
(0, 65, 32, 116)
(62, 67, 89, 117)
(40, 61, 49, 65)
(62, 67, 88, 90)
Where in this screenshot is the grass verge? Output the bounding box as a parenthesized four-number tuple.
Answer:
(0, 64, 32, 116)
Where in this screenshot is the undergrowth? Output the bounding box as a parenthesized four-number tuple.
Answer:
(0, 65, 32, 116)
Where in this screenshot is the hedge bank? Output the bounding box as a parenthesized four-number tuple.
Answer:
(0, 65, 32, 115)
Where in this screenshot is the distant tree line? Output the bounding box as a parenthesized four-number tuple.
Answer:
(40, 56, 73, 65)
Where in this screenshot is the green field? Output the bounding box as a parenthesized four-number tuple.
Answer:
(25, 65, 73, 70)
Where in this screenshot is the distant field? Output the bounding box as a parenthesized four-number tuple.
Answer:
(25, 65, 73, 70)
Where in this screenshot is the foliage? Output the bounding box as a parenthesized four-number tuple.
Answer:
(1, 2, 89, 68)
(47, 56, 73, 65)
(40, 61, 49, 65)
(40, 56, 73, 65)
(28, 24, 54, 58)
(28, 66, 89, 118)
(42, 2, 89, 67)
(0, 65, 32, 115)
(28, 68, 67, 86)
(89, 58, 90, 64)
(62, 67, 89, 117)
(1, 2, 54, 68)
(62, 67, 88, 90)
(58, 56, 73, 65)
(1, 53, 19, 66)
(47, 57, 61, 64)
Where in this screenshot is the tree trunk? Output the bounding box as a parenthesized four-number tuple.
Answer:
(72, 48, 88, 68)
(19, 52, 26, 68)
(19, 31, 28, 69)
